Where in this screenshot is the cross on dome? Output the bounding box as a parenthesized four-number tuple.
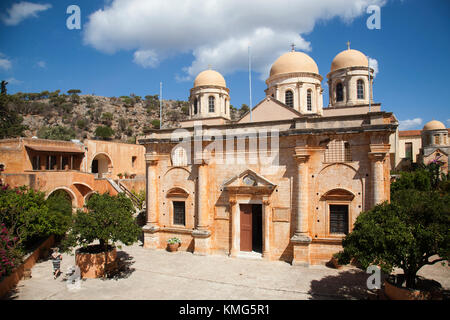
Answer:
(291, 43, 296, 52)
(346, 41, 351, 50)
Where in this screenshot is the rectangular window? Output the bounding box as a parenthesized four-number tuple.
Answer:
(132, 156, 137, 168)
(32, 156, 40, 170)
(329, 205, 349, 234)
(173, 201, 186, 226)
(434, 135, 440, 145)
(47, 155, 57, 170)
(405, 142, 412, 160)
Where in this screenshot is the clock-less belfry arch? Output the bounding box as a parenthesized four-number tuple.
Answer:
(139, 44, 395, 266)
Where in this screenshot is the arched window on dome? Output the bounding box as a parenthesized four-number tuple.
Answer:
(336, 83, 343, 102)
(208, 96, 215, 113)
(193, 98, 198, 115)
(357, 80, 364, 99)
(307, 89, 312, 111)
(285, 90, 294, 108)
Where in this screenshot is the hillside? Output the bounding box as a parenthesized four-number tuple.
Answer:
(5, 90, 244, 143)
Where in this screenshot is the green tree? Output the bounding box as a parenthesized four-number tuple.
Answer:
(0, 81, 27, 139)
(38, 126, 76, 141)
(337, 166, 450, 289)
(151, 119, 160, 129)
(94, 126, 114, 140)
(0, 186, 72, 249)
(61, 193, 141, 257)
(67, 89, 81, 95)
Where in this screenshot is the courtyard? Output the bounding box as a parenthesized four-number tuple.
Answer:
(5, 242, 450, 300)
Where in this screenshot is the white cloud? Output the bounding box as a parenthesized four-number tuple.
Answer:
(0, 58, 12, 71)
(133, 50, 159, 68)
(83, 0, 387, 80)
(5, 78, 23, 85)
(1, 1, 52, 26)
(368, 57, 379, 77)
(399, 118, 423, 130)
(36, 60, 46, 68)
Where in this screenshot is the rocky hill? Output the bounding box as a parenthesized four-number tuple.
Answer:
(7, 90, 244, 143)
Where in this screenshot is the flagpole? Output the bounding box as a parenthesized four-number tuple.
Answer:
(368, 58, 371, 113)
(160, 82, 163, 129)
(249, 46, 253, 122)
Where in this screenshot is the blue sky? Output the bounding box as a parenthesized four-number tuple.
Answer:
(0, 0, 449, 130)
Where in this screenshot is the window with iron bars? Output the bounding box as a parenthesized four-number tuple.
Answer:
(324, 140, 352, 163)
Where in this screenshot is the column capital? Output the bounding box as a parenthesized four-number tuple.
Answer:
(262, 199, 271, 206)
(145, 153, 159, 165)
(293, 153, 310, 164)
(368, 152, 386, 162)
(229, 199, 237, 206)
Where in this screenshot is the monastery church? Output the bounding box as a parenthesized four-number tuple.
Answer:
(138, 45, 397, 265)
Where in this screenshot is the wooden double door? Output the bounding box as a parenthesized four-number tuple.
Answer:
(240, 204, 263, 253)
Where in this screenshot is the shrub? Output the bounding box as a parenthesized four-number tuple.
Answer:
(37, 125, 76, 141)
(94, 126, 114, 140)
(61, 193, 141, 254)
(151, 119, 160, 129)
(0, 224, 21, 280)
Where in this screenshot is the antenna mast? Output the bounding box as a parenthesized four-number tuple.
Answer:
(249, 46, 253, 122)
(160, 82, 163, 129)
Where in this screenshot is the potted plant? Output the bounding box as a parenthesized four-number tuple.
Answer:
(167, 237, 181, 252)
(328, 252, 342, 269)
(117, 173, 123, 179)
(335, 165, 449, 300)
(124, 172, 129, 179)
(61, 193, 141, 279)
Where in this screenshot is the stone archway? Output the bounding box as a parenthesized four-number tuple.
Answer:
(46, 187, 76, 209)
(91, 152, 113, 178)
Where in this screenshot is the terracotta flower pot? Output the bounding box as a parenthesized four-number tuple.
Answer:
(167, 243, 180, 252)
(75, 245, 117, 279)
(383, 276, 442, 300)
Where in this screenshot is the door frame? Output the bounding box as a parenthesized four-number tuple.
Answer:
(235, 199, 264, 255)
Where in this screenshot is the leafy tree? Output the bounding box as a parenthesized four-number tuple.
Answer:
(38, 125, 76, 141)
(0, 186, 72, 249)
(239, 104, 250, 117)
(76, 118, 88, 130)
(94, 126, 114, 140)
(337, 166, 450, 289)
(151, 119, 160, 129)
(62, 193, 141, 255)
(0, 81, 28, 139)
(118, 117, 128, 132)
(67, 89, 81, 95)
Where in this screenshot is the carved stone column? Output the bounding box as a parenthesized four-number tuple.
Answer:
(193, 158, 211, 255)
(229, 199, 238, 257)
(143, 153, 160, 249)
(296, 83, 302, 112)
(262, 199, 271, 260)
(291, 148, 312, 266)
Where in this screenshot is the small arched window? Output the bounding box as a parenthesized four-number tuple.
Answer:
(193, 98, 198, 115)
(336, 83, 343, 102)
(171, 146, 188, 166)
(357, 80, 364, 99)
(307, 89, 312, 111)
(285, 90, 294, 108)
(208, 96, 215, 113)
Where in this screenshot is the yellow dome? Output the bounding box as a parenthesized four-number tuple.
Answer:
(269, 51, 319, 78)
(194, 70, 226, 88)
(331, 49, 368, 72)
(423, 120, 446, 131)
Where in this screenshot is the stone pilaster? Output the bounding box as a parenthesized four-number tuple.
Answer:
(369, 144, 390, 207)
(291, 148, 312, 266)
(143, 153, 160, 249)
(193, 158, 211, 255)
(262, 199, 271, 260)
(229, 199, 238, 257)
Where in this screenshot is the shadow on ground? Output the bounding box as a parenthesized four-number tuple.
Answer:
(104, 250, 136, 281)
(308, 269, 381, 300)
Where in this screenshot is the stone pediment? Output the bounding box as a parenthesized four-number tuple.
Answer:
(424, 148, 448, 158)
(222, 169, 276, 194)
(238, 96, 303, 123)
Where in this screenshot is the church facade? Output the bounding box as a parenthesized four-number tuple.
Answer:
(138, 47, 397, 265)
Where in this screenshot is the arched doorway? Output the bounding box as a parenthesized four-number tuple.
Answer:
(91, 153, 112, 178)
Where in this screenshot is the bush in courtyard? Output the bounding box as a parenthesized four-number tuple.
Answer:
(336, 165, 450, 289)
(0, 224, 21, 280)
(61, 193, 141, 255)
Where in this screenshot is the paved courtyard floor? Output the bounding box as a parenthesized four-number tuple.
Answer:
(5, 242, 450, 300)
